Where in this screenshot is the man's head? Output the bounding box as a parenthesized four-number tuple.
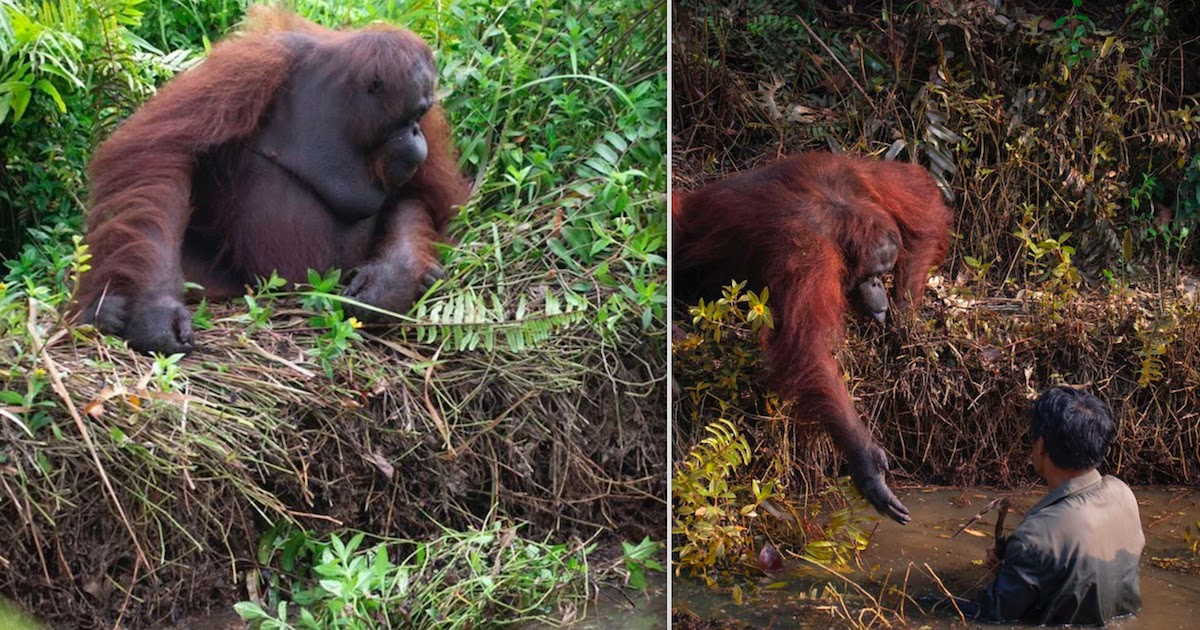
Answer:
(1029, 386, 1116, 477)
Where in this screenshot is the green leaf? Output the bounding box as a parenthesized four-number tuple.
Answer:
(592, 141, 619, 163)
(33, 80, 64, 112)
(318, 578, 344, 597)
(0, 92, 12, 126)
(10, 85, 31, 123)
(232, 602, 270, 621)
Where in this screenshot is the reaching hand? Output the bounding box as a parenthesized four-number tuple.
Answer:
(848, 443, 911, 524)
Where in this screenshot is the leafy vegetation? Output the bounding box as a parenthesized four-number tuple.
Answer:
(672, 417, 776, 580)
(674, 9, 1200, 626)
(673, 284, 878, 583)
(620, 537, 665, 591)
(0, 0, 666, 626)
(672, 285, 782, 580)
(673, 0, 1200, 491)
(0, 0, 194, 270)
(235, 523, 592, 629)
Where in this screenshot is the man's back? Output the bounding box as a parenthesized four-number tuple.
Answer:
(975, 470, 1144, 625)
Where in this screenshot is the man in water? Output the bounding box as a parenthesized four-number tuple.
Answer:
(968, 386, 1144, 624)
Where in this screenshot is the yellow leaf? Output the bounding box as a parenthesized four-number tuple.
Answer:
(83, 400, 105, 419)
(1100, 36, 1115, 57)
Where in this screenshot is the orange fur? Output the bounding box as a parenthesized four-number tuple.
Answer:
(674, 152, 952, 455)
(76, 8, 469, 312)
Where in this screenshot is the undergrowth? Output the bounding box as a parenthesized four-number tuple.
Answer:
(672, 284, 878, 584)
(674, 0, 1200, 276)
(672, 0, 1200, 491)
(0, 0, 667, 627)
(235, 522, 593, 629)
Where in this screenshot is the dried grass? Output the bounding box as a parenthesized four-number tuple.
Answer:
(672, 0, 1200, 489)
(0, 300, 665, 626)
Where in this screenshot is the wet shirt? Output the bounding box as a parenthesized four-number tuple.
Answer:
(973, 471, 1144, 626)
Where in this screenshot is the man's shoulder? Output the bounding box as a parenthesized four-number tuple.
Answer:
(1100, 474, 1135, 494)
(1012, 475, 1142, 547)
(1100, 475, 1142, 515)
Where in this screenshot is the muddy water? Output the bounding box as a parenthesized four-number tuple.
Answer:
(540, 574, 668, 629)
(674, 487, 1200, 628)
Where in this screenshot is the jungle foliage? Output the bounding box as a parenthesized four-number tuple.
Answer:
(672, 0, 1200, 585)
(0, 0, 667, 626)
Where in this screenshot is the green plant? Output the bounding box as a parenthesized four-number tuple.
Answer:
(67, 234, 90, 296)
(150, 352, 186, 392)
(1, 0, 195, 261)
(1130, 170, 1190, 250)
(620, 537, 664, 590)
(139, 0, 243, 52)
(800, 476, 876, 569)
(672, 418, 778, 581)
(238, 294, 272, 333)
(1131, 171, 1159, 216)
(1014, 210, 1082, 311)
(308, 309, 364, 377)
(0, 365, 55, 437)
(674, 281, 779, 433)
(0, 0, 83, 127)
(962, 254, 995, 288)
(411, 287, 590, 353)
(235, 272, 287, 334)
(1127, 0, 1169, 69)
(237, 522, 592, 629)
(675, 277, 884, 580)
(1051, 0, 1096, 71)
(299, 268, 341, 313)
(189, 291, 214, 330)
(688, 280, 773, 343)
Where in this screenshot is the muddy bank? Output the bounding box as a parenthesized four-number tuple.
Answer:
(0, 304, 666, 627)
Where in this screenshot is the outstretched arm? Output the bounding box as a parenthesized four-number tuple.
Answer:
(76, 33, 294, 353)
(766, 235, 910, 524)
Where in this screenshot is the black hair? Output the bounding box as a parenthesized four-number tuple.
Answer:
(1029, 386, 1117, 470)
